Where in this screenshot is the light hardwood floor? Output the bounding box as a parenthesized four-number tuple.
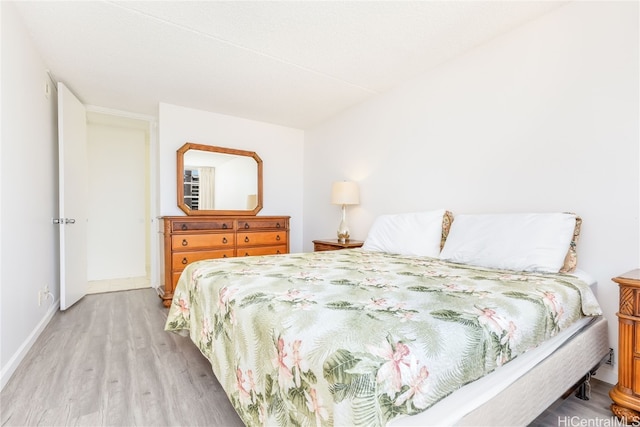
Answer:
(1, 288, 619, 426)
(1, 289, 243, 427)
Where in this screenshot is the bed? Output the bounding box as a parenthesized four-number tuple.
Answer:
(165, 211, 609, 426)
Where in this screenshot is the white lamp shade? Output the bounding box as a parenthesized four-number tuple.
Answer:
(331, 181, 359, 205)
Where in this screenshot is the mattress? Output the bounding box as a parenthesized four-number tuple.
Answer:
(166, 251, 606, 426)
(390, 271, 609, 426)
(391, 316, 608, 426)
(458, 315, 609, 426)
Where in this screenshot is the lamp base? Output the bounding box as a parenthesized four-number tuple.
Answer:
(337, 214, 350, 244)
(337, 231, 350, 244)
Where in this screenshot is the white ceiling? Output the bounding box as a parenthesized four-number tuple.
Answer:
(13, 1, 567, 129)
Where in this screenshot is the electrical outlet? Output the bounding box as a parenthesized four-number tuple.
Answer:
(605, 348, 614, 366)
(38, 284, 53, 307)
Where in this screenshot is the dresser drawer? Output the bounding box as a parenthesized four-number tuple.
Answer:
(172, 249, 234, 271)
(237, 231, 287, 247)
(238, 218, 288, 230)
(161, 215, 290, 308)
(172, 219, 234, 232)
(314, 242, 336, 252)
(239, 245, 287, 257)
(171, 233, 234, 250)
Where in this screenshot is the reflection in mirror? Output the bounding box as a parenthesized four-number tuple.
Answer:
(177, 143, 263, 216)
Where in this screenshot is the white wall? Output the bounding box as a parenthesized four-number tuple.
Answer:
(87, 122, 148, 281)
(1, 2, 60, 389)
(304, 1, 639, 385)
(215, 156, 256, 210)
(158, 103, 305, 253)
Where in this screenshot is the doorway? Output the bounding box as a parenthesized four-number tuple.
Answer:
(85, 112, 152, 294)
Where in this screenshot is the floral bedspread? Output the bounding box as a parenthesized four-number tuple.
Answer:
(165, 249, 601, 426)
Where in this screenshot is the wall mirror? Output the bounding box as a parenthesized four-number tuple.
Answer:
(177, 142, 263, 216)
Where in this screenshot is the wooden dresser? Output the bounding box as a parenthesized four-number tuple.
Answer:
(159, 215, 290, 307)
(610, 269, 640, 423)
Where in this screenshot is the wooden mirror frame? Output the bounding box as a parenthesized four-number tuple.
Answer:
(177, 142, 263, 216)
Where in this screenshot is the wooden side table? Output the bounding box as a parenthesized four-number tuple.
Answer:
(610, 269, 640, 424)
(313, 239, 364, 252)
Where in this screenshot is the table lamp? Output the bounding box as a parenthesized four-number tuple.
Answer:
(331, 181, 360, 243)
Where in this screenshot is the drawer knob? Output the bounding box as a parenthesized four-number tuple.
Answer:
(244, 252, 249, 256)
(181, 257, 188, 265)
(182, 239, 188, 246)
(244, 223, 250, 229)
(222, 237, 228, 244)
(276, 223, 281, 228)
(276, 235, 281, 241)
(222, 223, 228, 229)
(244, 236, 250, 243)
(223, 254, 227, 258)
(277, 250, 281, 254)
(181, 224, 188, 230)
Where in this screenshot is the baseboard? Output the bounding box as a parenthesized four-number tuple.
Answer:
(87, 276, 150, 294)
(0, 298, 59, 391)
(594, 363, 617, 386)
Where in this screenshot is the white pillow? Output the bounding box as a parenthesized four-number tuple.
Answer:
(362, 209, 446, 257)
(439, 213, 577, 273)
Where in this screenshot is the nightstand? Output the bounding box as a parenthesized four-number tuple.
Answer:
(610, 269, 640, 424)
(313, 239, 364, 252)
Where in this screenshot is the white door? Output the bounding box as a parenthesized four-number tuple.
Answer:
(58, 83, 88, 310)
